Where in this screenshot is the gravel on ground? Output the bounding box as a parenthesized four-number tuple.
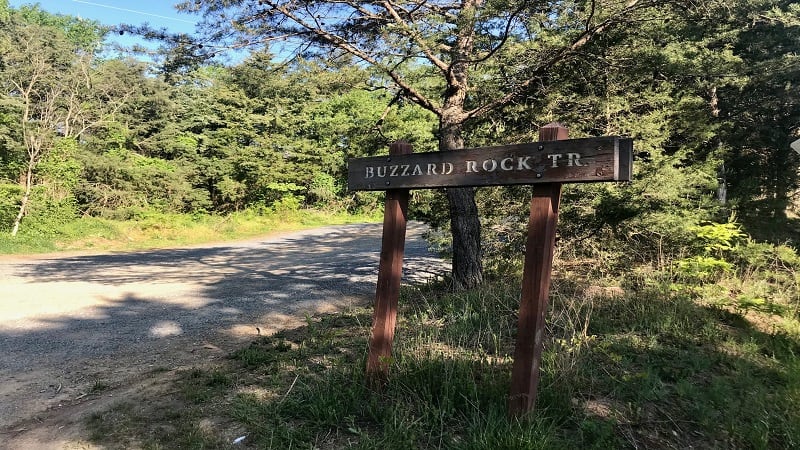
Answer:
(0, 222, 448, 449)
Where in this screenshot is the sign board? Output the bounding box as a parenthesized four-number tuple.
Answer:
(348, 136, 632, 191)
(791, 138, 800, 155)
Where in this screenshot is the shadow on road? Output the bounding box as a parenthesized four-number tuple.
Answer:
(0, 222, 448, 433)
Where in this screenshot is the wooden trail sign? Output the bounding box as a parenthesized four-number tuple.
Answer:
(349, 124, 632, 415)
(348, 136, 632, 191)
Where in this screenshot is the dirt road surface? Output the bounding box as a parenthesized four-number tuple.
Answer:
(0, 223, 447, 449)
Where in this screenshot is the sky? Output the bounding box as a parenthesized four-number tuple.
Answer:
(9, 0, 201, 51)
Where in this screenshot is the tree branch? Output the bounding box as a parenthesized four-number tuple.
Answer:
(466, 0, 647, 120)
(381, 0, 449, 74)
(261, 0, 441, 114)
(453, 2, 525, 67)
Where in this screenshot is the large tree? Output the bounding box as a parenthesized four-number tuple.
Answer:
(0, 16, 83, 235)
(176, 0, 705, 289)
(0, 5, 134, 235)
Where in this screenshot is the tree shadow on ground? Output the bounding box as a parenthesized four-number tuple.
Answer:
(0, 222, 448, 439)
(562, 289, 800, 449)
(80, 279, 800, 449)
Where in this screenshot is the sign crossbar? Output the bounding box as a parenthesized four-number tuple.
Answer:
(349, 136, 632, 191)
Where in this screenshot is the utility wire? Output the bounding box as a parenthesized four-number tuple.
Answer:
(72, 0, 195, 24)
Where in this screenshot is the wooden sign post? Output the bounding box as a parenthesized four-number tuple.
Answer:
(350, 124, 633, 410)
(365, 141, 412, 385)
(508, 123, 568, 416)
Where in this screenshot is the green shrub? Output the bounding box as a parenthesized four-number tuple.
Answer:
(273, 193, 302, 211)
(309, 172, 341, 207)
(689, 220, 746, 255)
(18, 187, 79, 237)
(675, 255, 734, 281)
(0, 183, 22, 231)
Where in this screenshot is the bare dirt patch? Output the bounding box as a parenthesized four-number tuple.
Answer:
(0, 223, 446, 449)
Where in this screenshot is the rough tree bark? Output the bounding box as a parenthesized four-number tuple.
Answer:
(439, 0, 484, 290)
(440, 118, 483, 289)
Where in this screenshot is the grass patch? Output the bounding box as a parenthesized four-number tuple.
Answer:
(0, 207, 380, 255)
(86, 399, 236, 450)
(89, 380, 111, 394)
(0, 233, 60, 254)
(82, 274, 800, 448)
(86, 367, 245, 450)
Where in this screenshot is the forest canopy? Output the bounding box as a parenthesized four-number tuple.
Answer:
(0, 0, 798, 281)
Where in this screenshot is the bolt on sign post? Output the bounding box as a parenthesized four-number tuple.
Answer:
(349, 124, 633, 408)
(791, 138, 800, 155)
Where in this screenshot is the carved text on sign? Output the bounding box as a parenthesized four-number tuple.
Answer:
(348, 137, 632, 191)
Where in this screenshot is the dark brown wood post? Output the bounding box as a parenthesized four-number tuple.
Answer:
(509, 123, 569, 417)
(366, 141, 413, 387)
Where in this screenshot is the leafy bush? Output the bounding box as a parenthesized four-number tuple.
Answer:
(273, 193, 303, 211)
(730, 241, 800, 316)
(264, 182, 305, 209)
(18, 186, 79, 237)
(308, 172, 341, 207)
(675, 255, 734, 281)
(0, 183, 22, 231)
(689, 220, 746, 254)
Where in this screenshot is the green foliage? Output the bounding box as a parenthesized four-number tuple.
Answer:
(718, 1, 800, 222)
(675, 255, 734, 281)
(0, 182, 21, 230)
(0, 101, 23, 181)
(272, 193, 303, 212)
(690, 221, 747, 254)
(77, 146, 207, 217)
(728, 241, 800, 316)
(449, 0, 799, 286)
(0, 0, 9, 22)
(14, 3, 106, 51)
(672, 220, 746, 281)
(308, 172, 341, 207)
(38, 138, 82, 192)
(18, 186, 79, 237)
(0, 4, 128, 235)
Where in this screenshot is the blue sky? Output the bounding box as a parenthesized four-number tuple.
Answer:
(9, 0, 198, 32)
(9, 1, 201, 51)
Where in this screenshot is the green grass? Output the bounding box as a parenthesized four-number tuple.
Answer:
(84, 271, 800, 449)
(43, 213, 797, 448)
(0, 207, 381, 254)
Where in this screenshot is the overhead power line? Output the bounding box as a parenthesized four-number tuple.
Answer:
(71, 0, 195, 24)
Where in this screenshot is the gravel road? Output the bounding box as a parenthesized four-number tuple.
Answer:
(0, 222, 447, 448)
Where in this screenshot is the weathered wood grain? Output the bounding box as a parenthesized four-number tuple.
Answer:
(348, 136, 632, 191)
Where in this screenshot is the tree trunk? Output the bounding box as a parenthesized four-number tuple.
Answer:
(447, 187, 483, 289)
(440, 117, 483, 290)
(11, 164, 34, 237)
(436, 0, 484, 290)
